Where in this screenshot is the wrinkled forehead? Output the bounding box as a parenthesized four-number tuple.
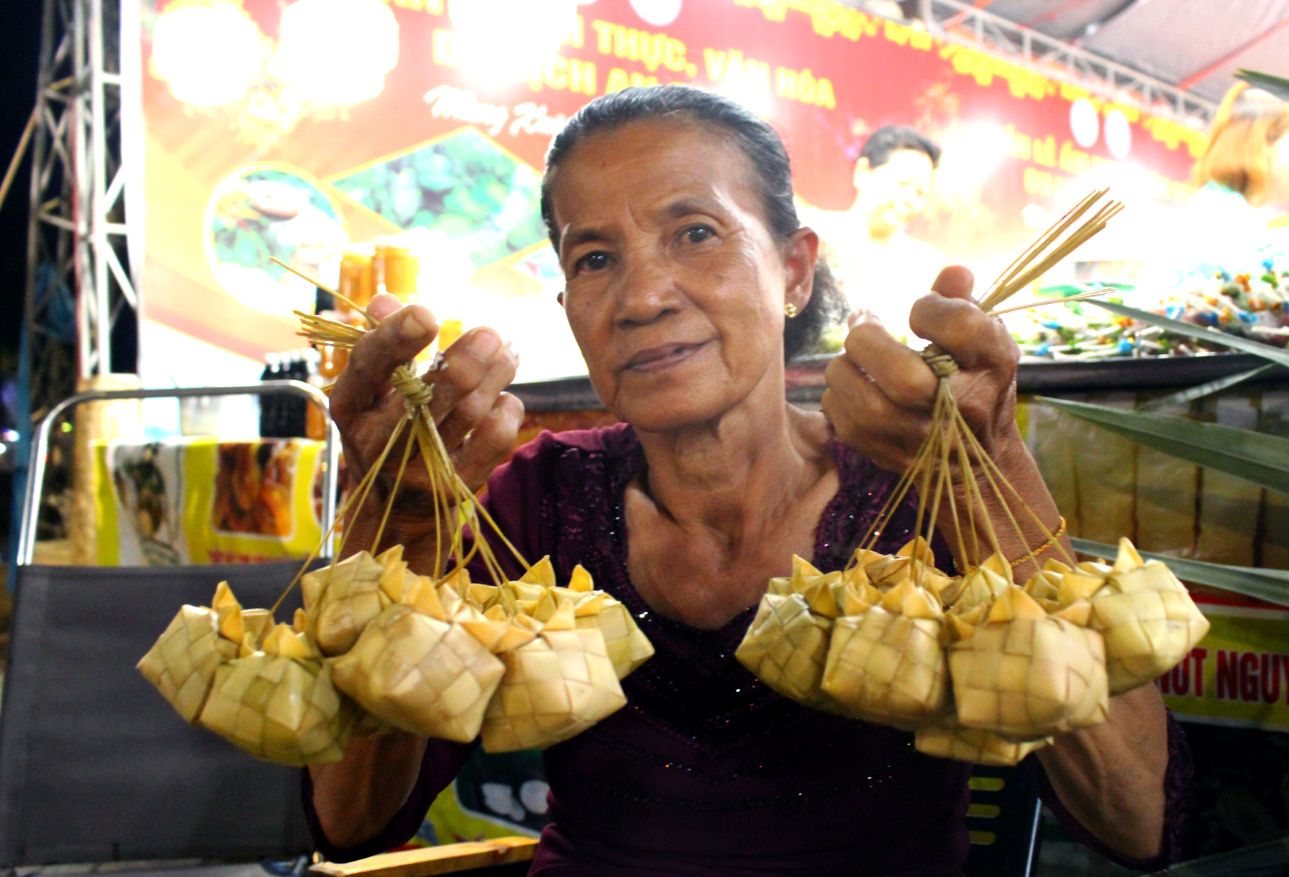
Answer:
(546, 117, 765, 227)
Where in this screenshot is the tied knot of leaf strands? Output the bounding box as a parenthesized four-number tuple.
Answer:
(392, 364, 436, 410)
(921, 346, 959, 379)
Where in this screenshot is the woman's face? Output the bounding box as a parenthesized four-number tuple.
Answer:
(853, 148, 934, 238)
(549, 119, 815, 432)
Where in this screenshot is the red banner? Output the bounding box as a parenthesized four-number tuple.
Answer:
(135, 0, 1204, 384)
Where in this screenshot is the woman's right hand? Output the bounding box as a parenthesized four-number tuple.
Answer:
(328, 293, 524, 532)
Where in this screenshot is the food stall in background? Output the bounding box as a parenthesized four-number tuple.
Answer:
(91, 437, 325, 566)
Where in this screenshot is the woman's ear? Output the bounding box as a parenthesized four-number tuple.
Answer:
(784, 226, 819, 312)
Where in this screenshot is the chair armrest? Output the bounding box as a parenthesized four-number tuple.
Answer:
(309, 837, 538, 877)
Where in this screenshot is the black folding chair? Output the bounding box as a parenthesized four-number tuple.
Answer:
(963, 762, 1043, 877)
(0, 383, 335, 873)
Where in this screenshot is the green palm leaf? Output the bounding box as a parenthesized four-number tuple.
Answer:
(1138, 365, 1275, 411)
(1036, 396, 1289, 495)
(1071, 538, 1289, 607)
(1236, 68, 1289, 103)
(1086, 300, 1289, 371)
(1036, 281, 1135, 296)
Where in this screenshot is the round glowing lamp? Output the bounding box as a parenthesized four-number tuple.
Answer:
(447, 0, 579, 89)
(276, 0, 400, 108)
(151, 1, 266, 108)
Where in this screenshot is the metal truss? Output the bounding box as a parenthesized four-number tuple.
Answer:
(917, 0, 1217, 126)
(23, 0, 136, 419)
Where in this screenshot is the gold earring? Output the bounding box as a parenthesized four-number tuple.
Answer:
(784, 302, 800, 318)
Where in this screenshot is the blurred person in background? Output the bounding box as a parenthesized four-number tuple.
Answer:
(806, 125, 945, 346)
(1155, 80, 1289, 338)
(1194, 82, 1289, 212)
(1189, 81, 1289, 262)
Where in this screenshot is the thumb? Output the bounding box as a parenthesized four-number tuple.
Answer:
(930, 265, 975, 300)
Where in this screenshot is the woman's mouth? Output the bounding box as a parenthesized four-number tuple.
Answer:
(622, 342, 707, 373)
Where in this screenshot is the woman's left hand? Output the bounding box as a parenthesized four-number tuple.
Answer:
(821, 265, 1024, 474)
(825, 266, 1172, 864)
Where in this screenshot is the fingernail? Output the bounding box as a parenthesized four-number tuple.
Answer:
(400, 312, 429, 339)
(465, 330, 501, 360)
(849, 308, 882, 328)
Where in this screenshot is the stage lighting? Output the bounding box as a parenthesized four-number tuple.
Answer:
(446, 0, 580, 91)
(276, 0, 400, 108)
(151, 1, 267, 109)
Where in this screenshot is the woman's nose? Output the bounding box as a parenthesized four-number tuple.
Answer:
(614, 253, 680, 325)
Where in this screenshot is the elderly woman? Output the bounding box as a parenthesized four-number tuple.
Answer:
(308, 86, 1187, 875)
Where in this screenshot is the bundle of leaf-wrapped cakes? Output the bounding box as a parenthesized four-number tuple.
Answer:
(139, 549, 653, 765)
(139, 296, 654, 766)
(736, 536, 1208, 765)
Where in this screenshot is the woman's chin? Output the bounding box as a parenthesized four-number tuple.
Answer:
(614, 392, 723, 434)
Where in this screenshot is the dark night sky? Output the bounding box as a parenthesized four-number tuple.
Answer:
(1, 3, 43, 368)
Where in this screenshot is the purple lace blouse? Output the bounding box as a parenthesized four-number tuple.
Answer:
(305, 424, 1191, 874)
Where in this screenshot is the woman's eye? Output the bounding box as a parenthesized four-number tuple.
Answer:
(684, 225, 714, 244)
(574, 251, 610, 273)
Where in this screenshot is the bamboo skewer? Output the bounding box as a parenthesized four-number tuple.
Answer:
(977, 189, 1124, 312)
(988, 286, 1118, 317)
(273, 256, 380, 326)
